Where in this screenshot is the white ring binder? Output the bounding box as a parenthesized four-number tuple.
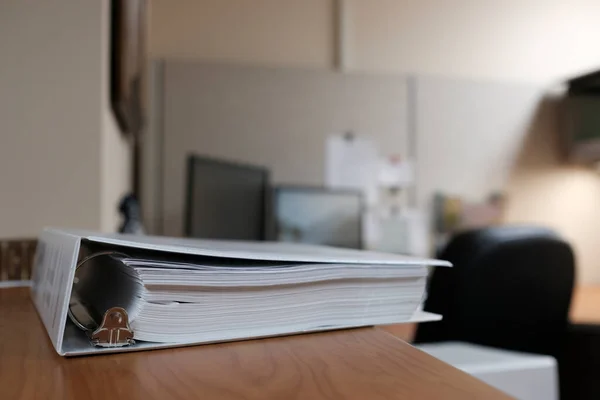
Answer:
(31, 228, 449, 356)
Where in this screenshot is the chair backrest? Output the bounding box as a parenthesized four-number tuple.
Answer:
(415, 226, 575, 360)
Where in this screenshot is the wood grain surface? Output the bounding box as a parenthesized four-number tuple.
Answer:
(0, 288, 510, 400)
(380, 322, 417, 342)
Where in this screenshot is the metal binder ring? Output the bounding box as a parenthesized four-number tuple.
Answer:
(67, 251, 129, 331)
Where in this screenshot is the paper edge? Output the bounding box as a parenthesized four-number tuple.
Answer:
(61, 312, 443, 357)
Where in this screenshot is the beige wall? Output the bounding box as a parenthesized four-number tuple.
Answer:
(150, 0, 600, 82)
(504, 97, 600, 284)
(352, 0, 600, 82)
(0, 1, 103, 238)
(507, 167, 600, 284)
(149, 0, 334, 68)
(0, 0, 131, 238)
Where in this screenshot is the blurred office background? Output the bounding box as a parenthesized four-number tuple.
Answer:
(3, 0, 600, 283)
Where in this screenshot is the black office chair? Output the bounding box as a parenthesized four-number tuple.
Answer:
(415, 225, 575, 363)
(561, 321, 600, 399)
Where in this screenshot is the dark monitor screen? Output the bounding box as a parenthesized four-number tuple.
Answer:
(185, 155, 269, 240)
(273, 186, 363, 249)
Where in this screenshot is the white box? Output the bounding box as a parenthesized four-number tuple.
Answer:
(417, 342, 558, 400)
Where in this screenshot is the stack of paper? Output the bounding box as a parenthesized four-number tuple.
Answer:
(71, 239, 449, 344)
(120, 258, 428, 342)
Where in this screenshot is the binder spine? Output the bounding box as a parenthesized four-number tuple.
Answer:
(31, 229, 81, 353)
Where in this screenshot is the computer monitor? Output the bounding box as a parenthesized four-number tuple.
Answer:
(185, 155, 269, 240)
(273, 186, 363, 249)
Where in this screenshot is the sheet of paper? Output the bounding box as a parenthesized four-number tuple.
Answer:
(81, 230, 451, 267)
(325, 134, 379, 205)
(378, 157, 414, 188)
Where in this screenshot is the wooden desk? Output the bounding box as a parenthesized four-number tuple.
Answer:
(380, 322, 418, 342)
(0, 288, 509, 400)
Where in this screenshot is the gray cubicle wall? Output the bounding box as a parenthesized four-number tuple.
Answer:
(151, 61, 411, 236)
(144, 60, 549, 239)
(413, 76, 544, 211)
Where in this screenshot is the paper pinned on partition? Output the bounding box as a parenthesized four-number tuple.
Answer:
(325, 133, 379, 205)
(378, 156, 414, 188)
